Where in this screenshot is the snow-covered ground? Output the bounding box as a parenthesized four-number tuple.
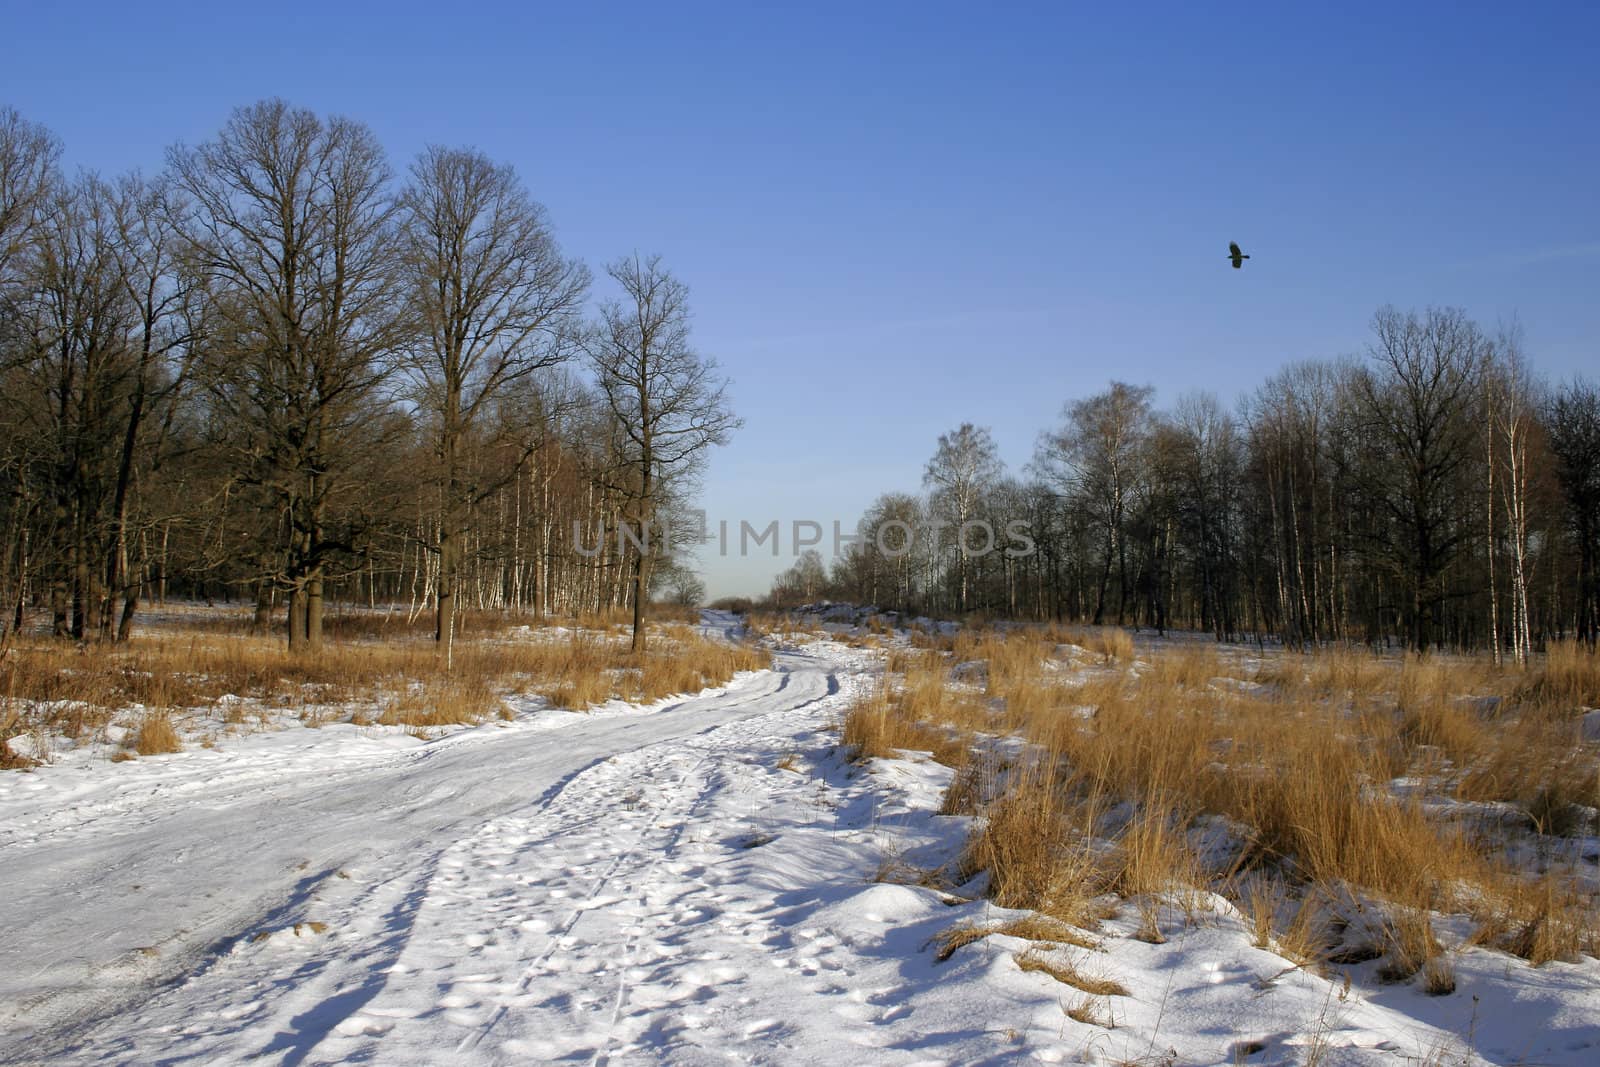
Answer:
(2, 617, 1596, 1065)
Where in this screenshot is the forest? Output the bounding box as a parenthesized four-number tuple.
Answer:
(6, 98, 1599, 661)
(0, 101, 734, 656)
(770, 312, 1600, 657)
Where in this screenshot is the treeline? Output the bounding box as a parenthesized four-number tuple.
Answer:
(771, 308, 1599, 655)
(0, 101, 734, 654)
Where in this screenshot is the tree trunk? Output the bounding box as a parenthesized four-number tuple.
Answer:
(307, 567, 324, 651)
(287, 585, 307, 650)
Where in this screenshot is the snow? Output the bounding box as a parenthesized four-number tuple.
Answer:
(1, 616, 1596, 1065)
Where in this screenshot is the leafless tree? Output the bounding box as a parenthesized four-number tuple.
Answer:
(1036, 382, 1153, 624)
(99, 173, 196, 640)
(1352, 307, 1487, 652)
(584, 255, 739, 650)
(653, 556, 707, 607)
(0, 106, 60, 296)
(21, 176, 142, 638)
(0, 111, 62, 642)
(1158, 392, 1244, 639)
(1482, 328, 1538, 663)
(398, 145, 589, 663)
(1243, 361, 1343, 648)
(168, 100, 406, 652)
(1545, 378, 1600, 645)
(923, 423, 1002, 611)
(853, 492, 925, 609)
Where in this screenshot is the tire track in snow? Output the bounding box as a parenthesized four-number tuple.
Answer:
(457, 746, 718, 1057)
(0, 648, 849, 1064)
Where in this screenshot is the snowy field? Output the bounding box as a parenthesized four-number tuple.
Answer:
(1, 614, 1597, 1065)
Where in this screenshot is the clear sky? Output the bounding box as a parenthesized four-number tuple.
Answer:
(6, 1, 1596, 597)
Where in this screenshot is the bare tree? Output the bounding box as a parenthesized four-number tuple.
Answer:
(169, 100, 406, 651)
(22, 175, 143, 639)
(770, 548, 828, 606)
(1243, 361, 1343, 648)
(0, 110, 61, 643)
(1158, 392, 1244, 640)
(100, 173, 196, 640)
(856, 492, 926, 609)
(653, 556, 707, 607)
(1036, 382, 1152, 625)
(1483, 329, 1538, 663)
(1545, 378, 1600, 645)
(584, 255, 739, 651)
(0, 107, 60, 295)
(1353, 307, 1486, 652)
(923, 423, 1002, 612)
(398, 145, 588, 663)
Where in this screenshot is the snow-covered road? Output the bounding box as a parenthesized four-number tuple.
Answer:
(5, 622, 1596, 1066)
(0, 633, 847, 1064)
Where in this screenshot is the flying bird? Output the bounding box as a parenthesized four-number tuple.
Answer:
(1228, 242, 1250, 269)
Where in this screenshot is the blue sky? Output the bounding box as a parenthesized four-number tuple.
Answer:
(6, 1, 1596, 596)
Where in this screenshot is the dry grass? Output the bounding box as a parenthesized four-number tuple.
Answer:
(866, 624, 1599, 972)
(131, 710, 182, 755)
(1107, 800, 1203, 900)
(940, 754, 999, 816)
(1073, 627, 1136, 664)
(841, 684, 968, 767)
(934, 914, 1099, 961)
(629, 625, 769, 703)
(959, 762, 1110, 928)
(381, 675, 500, 728)
(1142, 643, 1224, 690)
(1518, 640, 1600, 711)
(1066, 996, 1113, 1028)
(1015, 948, 1130, 997)
(744, 611, 825, 640)
(842, 650, 982, 767)
(1373, 907, 1442, 983)
(2, 611, 772, 759)
(1420, 955, 1457, 996)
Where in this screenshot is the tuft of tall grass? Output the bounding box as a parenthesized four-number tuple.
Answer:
(842, 683, 969, 767)
(1071, 627, 1135, 664)
(131, 710, 182, 755)
(1518, 640, 1600, 712)
(382, 675, 499, 728)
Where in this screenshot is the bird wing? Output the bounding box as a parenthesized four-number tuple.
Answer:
(1229, 242, 1242, 257)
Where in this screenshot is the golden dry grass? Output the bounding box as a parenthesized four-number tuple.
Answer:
(381, 675, 500, 728)
(933, 914, 1099, 961)
(1519, 640, 1600, 711)
(874, 625, 1600, 971)
(2, 612, 771, 757)
(1072, 627, 1135, 664)
(841, 683, 969, 767)
(131, 710, 182, 755)
(1014, 948, 1130, 997)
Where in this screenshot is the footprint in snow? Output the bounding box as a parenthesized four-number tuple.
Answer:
(743, 1018, 784, 1037)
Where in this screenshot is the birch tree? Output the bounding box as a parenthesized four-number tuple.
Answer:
(1484, 333, 1536, 663)
(923, 423, 1001, 612)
